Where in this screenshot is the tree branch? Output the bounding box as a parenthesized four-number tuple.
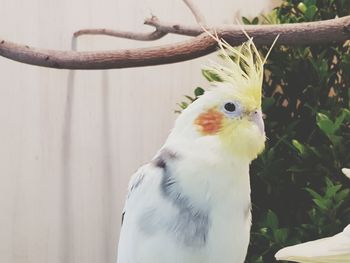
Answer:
(71, 0, 205, 41)
(144, 16, 201, 37)
(144, 15, 350, 39)
(0, 33, 216, 69)
(73, 27, 167, 41)
(0, 16, 349, 70)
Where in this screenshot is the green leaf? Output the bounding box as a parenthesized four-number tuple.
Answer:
(201, 69, 222, 82)
(178, 102, 189, 109)
(334, 110, 348, 130)
(194, 87, 205, 97)
(304, 5, 318, 19)
(316, 113, 335, 135)
(297, 2, 307, 13)
(242, 16, 251, 25)
(304, 0, 316, 6)
(252, 17, 259, 25)
(273, 228, 289, 244)
(313, 199, 328, 210)
(305, 188, 322, 200)
(335, 189, 350, 203)
(292, 139, 306, 155)
(325, 177, 334, 188)
(325, 184, 342, 198)
(266, 210, 279, 229)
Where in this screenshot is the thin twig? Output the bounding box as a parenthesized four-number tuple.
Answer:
(73, 27, 167, 41)
(182, 0, 206, 25)
(72, 0, 206, 41)
(144, 16, 201, 36)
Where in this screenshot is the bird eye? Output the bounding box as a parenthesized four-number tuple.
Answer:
(224, 102, 236, 112)
(222, 101, 242, 118)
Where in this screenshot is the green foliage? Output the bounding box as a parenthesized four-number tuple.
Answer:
(178, 0, 350, 262)
(245, 0, 350, 262)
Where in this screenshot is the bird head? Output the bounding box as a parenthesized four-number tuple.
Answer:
(171, 36, 275, 161)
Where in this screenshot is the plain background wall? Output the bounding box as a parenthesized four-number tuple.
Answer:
(0, 0, 279, 262)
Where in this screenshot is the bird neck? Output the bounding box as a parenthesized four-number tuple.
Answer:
(162, 134, 252, 209)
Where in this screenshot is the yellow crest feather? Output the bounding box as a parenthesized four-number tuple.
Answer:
(204, 32, 279, 108)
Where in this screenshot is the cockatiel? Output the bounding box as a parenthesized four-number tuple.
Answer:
(275, 168, 350, 263)
(117, 36, 273, 263)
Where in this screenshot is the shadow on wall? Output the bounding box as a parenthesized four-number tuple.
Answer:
(61, 36, 115, 262)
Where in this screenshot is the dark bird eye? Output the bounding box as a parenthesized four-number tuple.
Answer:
(224, 102, 236, 112)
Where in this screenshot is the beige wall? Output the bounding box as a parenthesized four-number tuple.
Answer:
(0, 0, 278, 262)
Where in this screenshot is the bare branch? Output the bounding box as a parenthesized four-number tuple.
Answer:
(0, 16, 349, 69)
(73, 26, 167, 41)
(144, 16, 201, 36)
(72, 0, 206, 41)
(0, 33, 216, 69)
(71, 0, 206, 41)
(145, 15, 350, 39)
(182, 0, 206, 25)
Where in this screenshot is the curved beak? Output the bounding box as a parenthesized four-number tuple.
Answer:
(250, 110, 265, 134)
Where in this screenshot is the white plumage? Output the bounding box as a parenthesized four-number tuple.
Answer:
(118, 148, 252, 262)
(117, 37, 269, 263)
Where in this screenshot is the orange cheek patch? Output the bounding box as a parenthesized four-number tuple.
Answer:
(194, 108, 224, 135)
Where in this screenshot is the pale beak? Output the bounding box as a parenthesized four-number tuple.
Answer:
(250, 110, 265, 134)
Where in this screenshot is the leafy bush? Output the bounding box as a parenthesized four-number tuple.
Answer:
(178, 0, 350, 262)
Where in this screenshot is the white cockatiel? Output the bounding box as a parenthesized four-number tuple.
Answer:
(117, 37, 271, 263)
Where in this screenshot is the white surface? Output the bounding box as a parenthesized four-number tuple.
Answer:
(0, 0, 277, 262)
(342, 168, 350, 179)
(275, 224, 350, 262)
